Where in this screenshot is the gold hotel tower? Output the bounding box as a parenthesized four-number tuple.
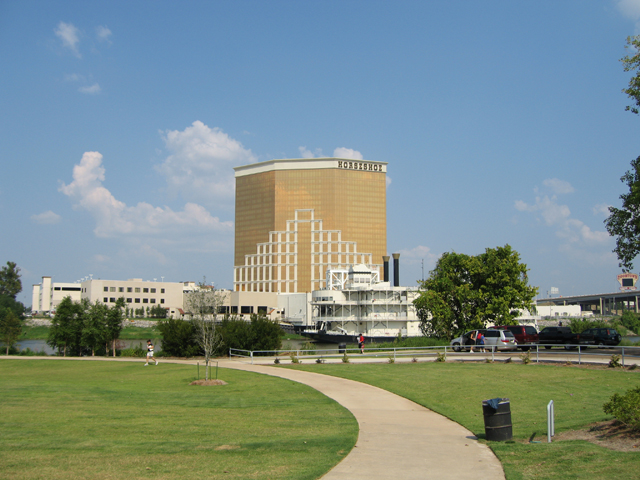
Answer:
(234, 158, 387, 293)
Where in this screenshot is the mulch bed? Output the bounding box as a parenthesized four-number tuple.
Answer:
(190, 379, 228, 386)
(554, 420, 640, 451)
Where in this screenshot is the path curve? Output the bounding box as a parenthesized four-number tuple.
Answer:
(217, 359, 504, 480)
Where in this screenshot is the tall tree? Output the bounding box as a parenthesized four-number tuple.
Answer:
(604, 156, 640, 271)
(0, 309, 23, 355)
(48, 297, 84, 356)
(604, 35, 640, 269)
(105, 298, 125, 357)
(621, 35, 640, 115)
(0, 261, 22, 299)
(414, 245, 537, 339)
(185, 278, 222, 380)
(82, 301, 108, 356)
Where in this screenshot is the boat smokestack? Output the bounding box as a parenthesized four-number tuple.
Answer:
(383, 256, 390, 283)
(392, 253, 400, 287)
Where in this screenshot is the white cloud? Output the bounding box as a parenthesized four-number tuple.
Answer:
(55, 21, 81, 58)
(333, 147, 363, 160)
(79, 83, 101, 94)
(298, 146, 324, 158)
(515, 181, 611, 257)
(96, 25, 112, 43)
(542, 178, 574, 195)
(60, 151, 233, 239)
(156, 121, 256, 205)
(593, 203, 611, 216)
(31, 211, 61, 225)
(617, 0, 640, 32)
(64, 73, 82, 82)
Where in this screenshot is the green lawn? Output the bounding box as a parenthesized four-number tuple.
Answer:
(290, 362, 640, 479)
(0, 360, 357, 480)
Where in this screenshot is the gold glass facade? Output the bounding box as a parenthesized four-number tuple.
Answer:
(234, 158, 387, 293)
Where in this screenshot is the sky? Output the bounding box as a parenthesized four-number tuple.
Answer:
(2, 0, 640, 308)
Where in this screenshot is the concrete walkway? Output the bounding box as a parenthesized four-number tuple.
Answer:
(217, 358, 504, 480)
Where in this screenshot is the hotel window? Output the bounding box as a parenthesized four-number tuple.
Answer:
(119, 287, 124, 293)
(135, 287, 140, 293)
(126, 298, 132, 303)
(161, 288, 165, 294)
(127, 287, 132, 293)
(143, 298, 149, 304)
(135, 298, 140, 303)
(241, 306, 253, 314)
(150, 298, 156, 304)
(160, 299, 165, 304)
(110, 287, 116, 292)
(110, 298, 116, 303)
(150, 288, 156, 293)
(103, 297, 108, 303)
(143, 288, 149, 293)
(104, 287, 108, 292)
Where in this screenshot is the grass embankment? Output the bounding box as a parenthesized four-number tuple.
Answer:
(291, 362, 640, 480)
(0, 360, 357, 480)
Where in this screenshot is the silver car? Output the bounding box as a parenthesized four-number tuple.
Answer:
(450, 329, 518, 352)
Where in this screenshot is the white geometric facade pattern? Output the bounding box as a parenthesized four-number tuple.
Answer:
(234, 209, 381, 293)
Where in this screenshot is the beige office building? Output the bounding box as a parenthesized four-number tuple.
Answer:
(234, 158, 387, 293)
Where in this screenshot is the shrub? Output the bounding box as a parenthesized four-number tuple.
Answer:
(520, 351, 531, 365)
(619, 310, 640, 335)
(157, 318, 200, 357)
(609, 354, 622, 368)
(435, 352, 446, 362)
(119, 342, 146, 358)
(569, 318, 609, 334)
(388, 354, 395, 364)
(603, 386, 640, 430)
(289, 353, 299, 364)
(342, 353, 350, 363)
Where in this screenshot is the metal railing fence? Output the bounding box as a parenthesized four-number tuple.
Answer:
(229, 344, 640, 365)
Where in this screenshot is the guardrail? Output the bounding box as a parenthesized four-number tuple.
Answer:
(229, 344, 640, 365)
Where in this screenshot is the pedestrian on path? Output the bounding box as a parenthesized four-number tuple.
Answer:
(358, 333, 365, 354)
(145, 340, 158, 366)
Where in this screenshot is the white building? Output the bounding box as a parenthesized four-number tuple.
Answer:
(303, 264, 422, 342)
(32, 277, 82, 314)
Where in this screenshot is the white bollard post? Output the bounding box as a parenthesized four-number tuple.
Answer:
(547, 400, 555, 443)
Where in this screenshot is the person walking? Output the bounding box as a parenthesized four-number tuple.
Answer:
(469, 331, 477, 353)
(358, 333, 365, 354)
(145, 339, 158, 366)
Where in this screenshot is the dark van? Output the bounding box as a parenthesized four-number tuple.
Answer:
(493, 325, 539, 350)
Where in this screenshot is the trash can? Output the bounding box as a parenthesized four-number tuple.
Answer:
(338, 343, 347, 354)
(482, 398, 512, 441)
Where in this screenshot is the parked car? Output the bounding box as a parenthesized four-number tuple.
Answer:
(538, 326, 594, 349)
(581, 328, 621, 347)
(450, 329, 518, 352)
(492, 325, 539, 350)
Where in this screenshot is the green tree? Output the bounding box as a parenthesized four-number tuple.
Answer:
(48, 297, 84, 356)
(414, 245, 537, 339)
(149, 305, 167, 318)
(105, 298, 125, 357)
(157, 318, 199, 357)
(604, 36, 640, 270)
(604, 156, 640, 271)
(82, 301, 108, 356)
(248, 314, 283, 351)
(0, 309, 23, 354)
(0, 261, 22, 299)
(621, 35, 640, 115)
